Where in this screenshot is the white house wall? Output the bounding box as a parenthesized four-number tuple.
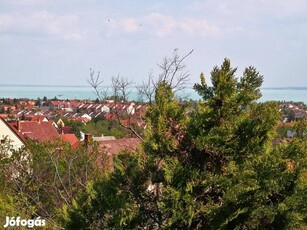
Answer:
(0, 119, 24, 151)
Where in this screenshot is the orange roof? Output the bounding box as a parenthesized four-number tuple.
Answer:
(99, 138, 140, 155)
(61, 134, 79, 148)
(25, 115, 48, 122)
(0, 114, 8, 119)
(57, 126, 72, 134)
(105, 113, 118, 120)
(68, 117, 91, 123)
(10, 121, 59, 142)
(119, 119, 138, 126)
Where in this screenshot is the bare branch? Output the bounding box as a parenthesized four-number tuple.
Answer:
(137, 49, 193, 103)
(157, 49, 194, 92)
(49, 153, 71, 204)
(100, 86, 110, 101)
(136, 70, 156, 104)
(87, 68, 104, 101)
(111, 74, 134, 102)
(111, 104, 143, 140)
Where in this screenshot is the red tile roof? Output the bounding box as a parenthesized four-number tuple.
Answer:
(0, 114, 8, 119)
(119, 119, 138, 126)
(57, 126, 72, 134)
(99, 138, 141, 155)
(26, 115, 48, 122)
(10, 121, 59, 142)
(105, 113, 118, 120)
(61, 134, 79, 148)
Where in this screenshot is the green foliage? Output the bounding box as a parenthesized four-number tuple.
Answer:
(0, 138, 106, 229)
(64, 59, 307, 229)
(292, 120, 307, 138)
(4, 58, 303, 229)
(63, 119, 85, 138)
(143, 81, 188, 159)
(91, 114, 106, 123)
(63, 151, 154, 230)
(81, 120, 128, 139)
(276, 125, 291, 138)
(0, 142, 35, 225)
(64, 117, 136, 139)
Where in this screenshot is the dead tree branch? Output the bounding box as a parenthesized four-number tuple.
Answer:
(87, 68, 104, 101)
(136, 70, 156, 104)
(158, 49, 194, 92)
(136, 49, 194, 103)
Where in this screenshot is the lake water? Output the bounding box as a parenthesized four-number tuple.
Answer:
(0, 85, 306, 104)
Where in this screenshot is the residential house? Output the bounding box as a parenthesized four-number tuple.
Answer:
(99, 138, 140, 155)
(55, 118, 65, 128)
(100, 105, 110, 113)
(126, 102, 135, 115)
(49, 100, 77, 110)
(60, 134, 79, 148)
(25, 115, 48, 123)
(9, 120, 60, 142)
(92, 135, 116, 141)
(0, 117, 26, 151)
(99, 138, 141, 171)
(81, 113, 92, 121)
(57, 126, 73, 135)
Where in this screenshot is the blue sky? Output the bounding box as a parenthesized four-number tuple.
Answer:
(0, 0, 306, 87)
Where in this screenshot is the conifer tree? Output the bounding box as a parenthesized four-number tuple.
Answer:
(64, 59, 307, 229)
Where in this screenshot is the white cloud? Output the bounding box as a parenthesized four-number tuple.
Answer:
(251, 0, 307, 15)
(145, 13, 220, 38)
(100, 13, 220, 38)
(0, 11, 84, 41)
(191, 0, 307, 17)
(4, 0, 49, 6)
(180, 18, 220, 37)
(145, 13, 177, 37)
(119, 18, 139, 33)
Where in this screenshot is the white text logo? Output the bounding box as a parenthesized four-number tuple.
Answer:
(3, 216, 46, 228)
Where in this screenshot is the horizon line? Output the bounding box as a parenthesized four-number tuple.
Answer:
(0, 84, 307, 90)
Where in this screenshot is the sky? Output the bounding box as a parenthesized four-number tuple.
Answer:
(0, 0, 307, 87)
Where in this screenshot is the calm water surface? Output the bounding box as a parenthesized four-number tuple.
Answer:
(0, 85, 306, 103)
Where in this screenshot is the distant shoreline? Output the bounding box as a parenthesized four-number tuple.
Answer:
(0, 84, 307, 90)
(0, 85, 306, 103)
(0, 84, 91, 88)
(262, 87, 307, 90)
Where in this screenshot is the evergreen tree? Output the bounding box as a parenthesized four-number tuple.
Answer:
(64, 59, 307, 229)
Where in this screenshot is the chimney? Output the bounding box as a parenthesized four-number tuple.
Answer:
(84, 134, 92, 144)
(17, 120, 21, 132)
